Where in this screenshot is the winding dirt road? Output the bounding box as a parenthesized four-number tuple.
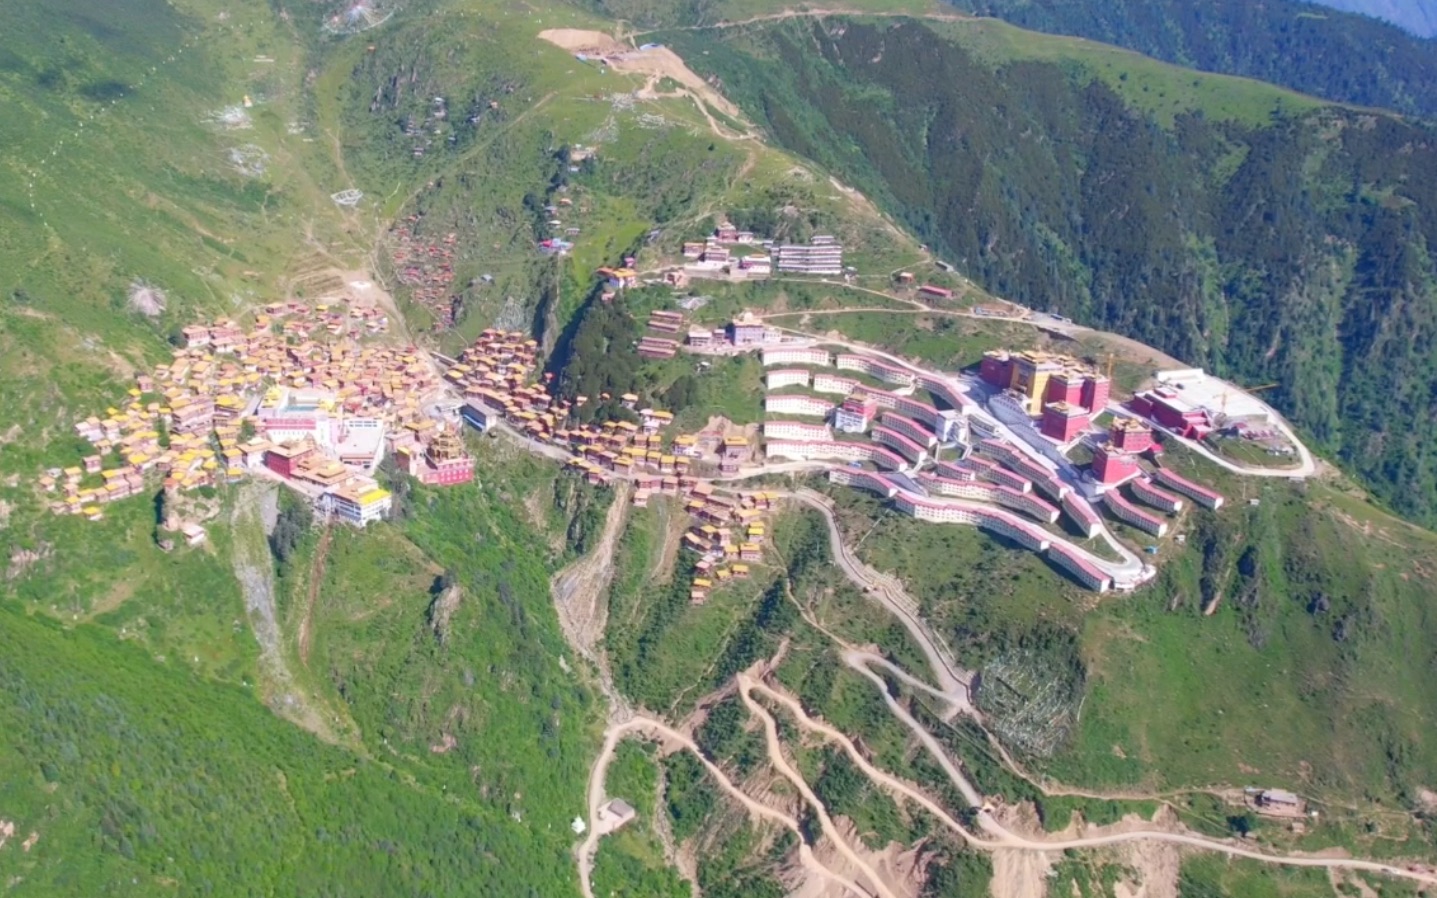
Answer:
(782, 488, 975, 716)
(570, 485, 1437, 895)
(581, 688, 1437, 896)
(577, 717, 877, 898)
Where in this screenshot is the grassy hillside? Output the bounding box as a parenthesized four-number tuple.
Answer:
(0, 0, 363, 480)
(831, 442, 1437, 816)
(660, 16, 1437, 527)
(9, 1, 1437, 894)
(317, 2, 912, 349)
(0, 600, 581, 896)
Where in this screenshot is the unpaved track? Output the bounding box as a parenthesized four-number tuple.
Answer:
(784, 488, 974, 715)
(628, 7, 977, 37)
(739, 674, 1437, 887)
(230, 484, 339, 742)
(579, 681, 1437, 896)
(578, 717, 875, 898)
(739, 679, 902, 898)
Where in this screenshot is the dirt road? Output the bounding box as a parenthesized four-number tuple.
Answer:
(628, 7, 976, 38)
(741, 674, 1437, 887)
(578, 716, 876, 898)
(576, 662, 1437, 898)
(784, 488, 975, 715)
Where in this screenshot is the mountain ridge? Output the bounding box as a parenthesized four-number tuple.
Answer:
(932, 0, 1437, 117)
(1309, 0, 1437, 37)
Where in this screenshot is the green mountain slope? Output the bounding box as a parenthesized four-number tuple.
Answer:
(586, 0, 1437, 116)
(939, 0, 1437, 118)
(661, 17, 1437, 525)
(7, 1, 1437, 894)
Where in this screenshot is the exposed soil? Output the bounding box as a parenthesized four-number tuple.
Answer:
(297, 523, 333, 669)
(551, 480, 632, 668)
(538, 29, 755, 140)
(230, 483, 341, 743)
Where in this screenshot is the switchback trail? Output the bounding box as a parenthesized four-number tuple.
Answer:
(581, 697, 1437, 894)
(781, 488, 975, 715)
(578, 716, 876, 898)
(737, 674, 1437, 886)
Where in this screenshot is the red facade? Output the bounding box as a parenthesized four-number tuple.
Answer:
(1040, 403, 1089, 442)
(979, 355, 1010, 388)
(1092, 445, 1139, 485)
(421, 456, 474, 486)
(264, 447, 312, 479)
(1080, 375, 1111, 413)
(1110, 422, 1155, 453)
(1044, 373, 1084, 406)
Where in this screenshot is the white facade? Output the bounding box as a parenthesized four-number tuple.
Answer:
(835, 353, 917, 388)
(833, 405, 872, 434)
(1046, 544, 1113, 592)
(762, 420, 832, 441)
(761, 346, 833, 367)
(813, 372, 860, 396)
(1102, 491, 1168, 537)
(1130, 478, 1185, 513)
(871, 426, 926, 466)
(764, 369, 812, 391)
(775, 241, 843, 275)
(764, 393, 835, 417)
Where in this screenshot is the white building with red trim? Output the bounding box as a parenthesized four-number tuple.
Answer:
(813, 372, 861, 396)
(1046, 543, 1113, 592)
(762, 420, 832, 442)
(871, 425, 927, 466)
(1102, 490, 1169, 537)
(1130, 477, 1185, 513)
(879, 412, 937, 449)
(765, 440, 907, 471)
(836, 353, 917, 388)
(765, 368, 812, 390)
(764, 393, 835, 417)
(1060, 492, 1103, 538)
(1154, 468, 1225, 509)
(762, 346, 833, 367)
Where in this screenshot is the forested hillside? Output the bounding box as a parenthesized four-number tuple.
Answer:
(662, 17, 1437, 526)
(1301, 0, 1437, 38)
(944, 0, 1437, 117)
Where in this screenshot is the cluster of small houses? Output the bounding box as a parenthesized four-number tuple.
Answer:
(680, 485, 777, 603)
(442, 329, 776, 596)
(634, 309, 785, 360)
(680, 221, 845, 279)
(45, 281, 1229, 599)
(45, 307, 464, 531)
(388, 219, 460, 326)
